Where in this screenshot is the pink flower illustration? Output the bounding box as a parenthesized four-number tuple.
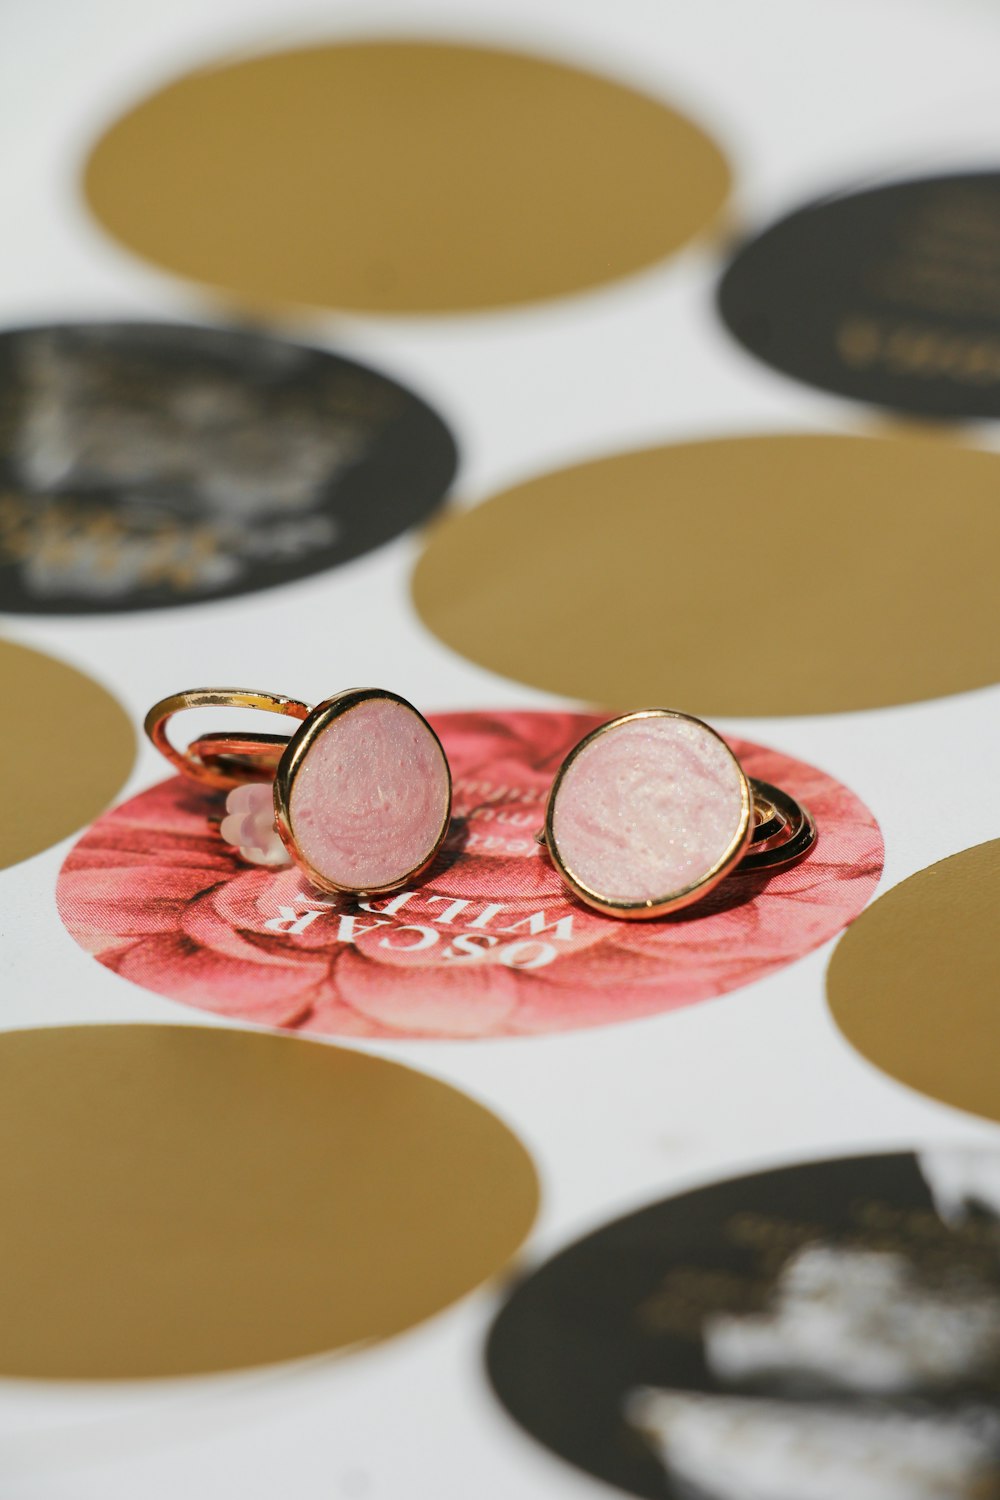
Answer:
(57, 712, 883, 1040)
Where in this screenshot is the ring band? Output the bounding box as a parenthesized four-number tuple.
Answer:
(144, 689, 311, 790)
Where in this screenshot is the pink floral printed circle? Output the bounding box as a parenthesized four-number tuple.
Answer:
(57, 712, 883, 1040)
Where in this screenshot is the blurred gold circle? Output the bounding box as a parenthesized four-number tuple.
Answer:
(828, 841, 1000, 1123)
(84, 40, 730, 314)
(412, 433, 1000, 715)
(0, 1025, 538, 1378)
(0, 638, 134, 869)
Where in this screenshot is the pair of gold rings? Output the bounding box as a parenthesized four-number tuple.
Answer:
(145, 688, 815, 921)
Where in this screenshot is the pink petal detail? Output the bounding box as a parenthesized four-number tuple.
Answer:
(227, 783, 268, 815)
(221, 785, 290, 867)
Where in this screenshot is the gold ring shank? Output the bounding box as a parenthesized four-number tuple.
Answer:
(144, 689, 312, 789)
(742, 778, 816, 871)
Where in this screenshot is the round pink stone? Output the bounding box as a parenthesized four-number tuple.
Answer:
(288, 697, 449, 891)
(551, 715, 745, 906)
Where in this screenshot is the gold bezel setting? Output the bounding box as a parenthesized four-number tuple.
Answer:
(543, 709, 753, 920)
(273, 687, 452, 897)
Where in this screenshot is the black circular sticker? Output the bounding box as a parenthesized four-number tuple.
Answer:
(487, 1150, 1000, 1498)
(719, 173, 1000, 420)
(0, 322, 456, 613)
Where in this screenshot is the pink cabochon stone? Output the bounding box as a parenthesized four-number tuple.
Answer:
(288, 697, 449, 891)
(552, 715, 745, 905)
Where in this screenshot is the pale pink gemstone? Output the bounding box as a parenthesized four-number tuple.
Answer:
(552, 716, 745, 905)
(288, 697, 449, 891)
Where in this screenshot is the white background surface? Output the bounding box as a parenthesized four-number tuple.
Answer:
(2, 0, 1000, 1494)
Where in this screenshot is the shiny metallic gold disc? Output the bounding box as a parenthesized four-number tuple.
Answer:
(83, 40, 730, 314)
(828, 840, 1000, 1123)
(412, 434, 1000, 714)
(0, 638, 135, 870)
(0, 1025, 538, 1378)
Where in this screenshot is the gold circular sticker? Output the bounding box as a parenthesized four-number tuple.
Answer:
(84, 40, 730, 315)
(412, 433, 1000, 715)
(0, 639, 134, 870)
(0, 1025, 538, 1378)
(828, 840, 1000, 1124)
